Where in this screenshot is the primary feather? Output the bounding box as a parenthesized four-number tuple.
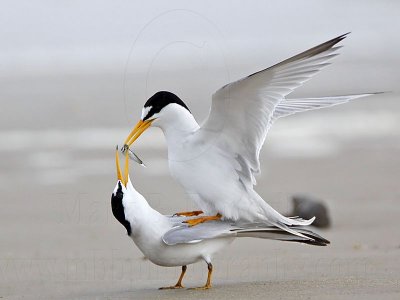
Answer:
(162, 221, 330, 246)
(272, 93, 379, 122)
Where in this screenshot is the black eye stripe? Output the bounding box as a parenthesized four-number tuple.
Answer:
(143, 91, 190, 120)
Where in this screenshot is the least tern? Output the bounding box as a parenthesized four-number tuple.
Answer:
(122, 33, 377, 233)
(112, 147, 329, 289)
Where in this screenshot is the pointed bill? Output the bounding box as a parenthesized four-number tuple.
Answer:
(115, 145, 123, 184)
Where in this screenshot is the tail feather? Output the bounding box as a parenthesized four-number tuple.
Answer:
(253, 192, 316, 229)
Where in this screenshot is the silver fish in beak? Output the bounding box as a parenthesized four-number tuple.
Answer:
(121, 145, 146, 167)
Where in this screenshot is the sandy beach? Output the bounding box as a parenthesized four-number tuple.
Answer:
(1, 99, 399, 299)
(1, 1, 400, 299)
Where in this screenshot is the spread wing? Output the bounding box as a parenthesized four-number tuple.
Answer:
(200, 33, 349, 187)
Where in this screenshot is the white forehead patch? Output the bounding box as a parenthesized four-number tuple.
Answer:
(141, 106, 152, 120)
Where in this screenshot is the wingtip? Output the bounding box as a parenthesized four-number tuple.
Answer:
(338, 32, 351, 39)
(357, 91, 388, 97)
(371, 91, 389, 95)
(331, 32, 350, 44)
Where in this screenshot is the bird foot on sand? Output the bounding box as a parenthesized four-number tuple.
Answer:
(188, 284, 211, 290)
(159, 284, 184, 290)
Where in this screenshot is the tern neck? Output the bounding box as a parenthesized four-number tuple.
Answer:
(122, 181, 169, 236)
(157, 107, 200, 147)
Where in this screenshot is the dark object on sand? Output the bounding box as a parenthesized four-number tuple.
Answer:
(292, 195, 331, 228)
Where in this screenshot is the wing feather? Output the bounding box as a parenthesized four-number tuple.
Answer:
(200, 33, 350, 186)
(271, 93, 379, 122)
(162, 221, 330, 246)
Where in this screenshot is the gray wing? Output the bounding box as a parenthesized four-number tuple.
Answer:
(233, 226, 330, 246)
(162, 221, 236, 245)
(162, 220, 329, 246)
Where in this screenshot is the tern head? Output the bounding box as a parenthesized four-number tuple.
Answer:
(123, 91, 191, 147)
(111, 146, 132, 235)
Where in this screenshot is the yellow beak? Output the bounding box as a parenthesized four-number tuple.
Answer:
(115, 146, 129, 186)
(124, 119, 154, 147)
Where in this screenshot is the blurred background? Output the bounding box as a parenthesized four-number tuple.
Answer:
(1, 1, 399, 299)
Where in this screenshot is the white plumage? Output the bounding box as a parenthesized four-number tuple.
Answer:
(124, 33, 378, 235)
(111, 149, 329, 289)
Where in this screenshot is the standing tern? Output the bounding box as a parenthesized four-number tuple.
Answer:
(112, 147, 329, 289)
(122, 33, 378, 232)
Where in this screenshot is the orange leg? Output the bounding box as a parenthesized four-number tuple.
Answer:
(159, 265, 187, 290)
(189, 263, 213, 290)
(183, 214, 222, 227)
(173, 210, 203, 217)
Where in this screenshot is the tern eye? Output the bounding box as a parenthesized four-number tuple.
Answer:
(141, 106, 153, 121)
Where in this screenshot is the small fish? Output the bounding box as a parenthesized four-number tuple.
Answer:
(121, 144, 146, 167)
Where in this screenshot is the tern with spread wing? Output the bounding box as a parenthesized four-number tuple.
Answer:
(112, 147, 329, 289)
(122, 33, 378, 233)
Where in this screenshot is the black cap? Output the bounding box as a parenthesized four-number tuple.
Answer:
(142, 91, 190, 121)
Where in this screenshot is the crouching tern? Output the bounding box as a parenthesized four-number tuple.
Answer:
(122, 33, 378, 233)
(112, 147, 329, 289)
